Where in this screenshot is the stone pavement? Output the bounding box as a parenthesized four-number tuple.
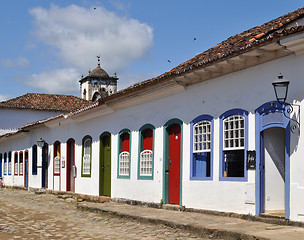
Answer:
(1, 188, 304, 240)
(78, 199, 304, 240)
(0, 188, 217, 239)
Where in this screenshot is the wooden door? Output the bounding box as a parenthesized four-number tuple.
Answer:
(66, 139, 75, 192)
(24, 152, 28, 188)
(42, 144, 48, 188)
(168, 124, 181, 204)
(100, 133, 111, 197)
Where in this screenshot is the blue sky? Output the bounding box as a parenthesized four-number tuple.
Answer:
(0, 0, 303, 101)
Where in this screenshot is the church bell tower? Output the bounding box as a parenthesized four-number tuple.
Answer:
(79, 56, 118, 101)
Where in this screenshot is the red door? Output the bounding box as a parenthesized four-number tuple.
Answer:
(168, 124, 181, 204)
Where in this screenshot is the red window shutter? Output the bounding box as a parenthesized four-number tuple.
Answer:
(143, 129, 153, 151)
(121, 133, 130, 152)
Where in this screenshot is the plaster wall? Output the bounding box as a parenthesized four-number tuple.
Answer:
(0, 109, 62, 133)
(1, 52, 304, 218)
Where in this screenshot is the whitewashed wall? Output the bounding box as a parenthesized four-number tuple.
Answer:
(1, 52, 304, 220)
(0, 109, 62, 134)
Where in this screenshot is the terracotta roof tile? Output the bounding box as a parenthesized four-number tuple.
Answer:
(0, 93, 92, 112)
(103, 7, 304, 99)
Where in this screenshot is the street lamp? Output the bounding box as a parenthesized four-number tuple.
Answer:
(272, 74, 290, 105)
(272, 74, 300, 134)
(37, 138, 45, 148)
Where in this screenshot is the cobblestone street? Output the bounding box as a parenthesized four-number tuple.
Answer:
(0, 188, 210, 240)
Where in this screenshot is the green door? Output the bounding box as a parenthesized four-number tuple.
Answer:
(100, 133, 111, 197)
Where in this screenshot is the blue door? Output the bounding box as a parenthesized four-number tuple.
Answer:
(24, 152, 28, 187)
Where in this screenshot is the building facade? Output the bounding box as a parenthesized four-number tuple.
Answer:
(1, 8, 304, 222)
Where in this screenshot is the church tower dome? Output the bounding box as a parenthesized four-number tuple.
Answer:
(79, 56, 118, 101)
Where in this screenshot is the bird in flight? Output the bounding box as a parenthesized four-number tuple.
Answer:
(193, 37, 197, 41)
(168, 60, 171, 63)
(94, 7, 96, 10)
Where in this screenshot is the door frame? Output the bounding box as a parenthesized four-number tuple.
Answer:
(66, 138, 75, 192)
(163, 118, 183, 205)
(99, 132, 111, 197)
(255, 101, 290, 219)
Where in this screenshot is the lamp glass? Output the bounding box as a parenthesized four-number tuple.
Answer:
(37, 138, 45, 148)
(272, 75, 289, 104)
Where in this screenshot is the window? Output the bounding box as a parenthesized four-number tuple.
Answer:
(81, 136, 92, 177)
(8, 151, 12, 175)
(19, 152, 23, 176)
(14, 152, 18, 175)
(220, 109, 248, 181)
(32, 145, 37, 175)
(53, 141, 61, 175)
(138, 124, 154, 179)
(4, 153, 7, 175)
(191, 115, 213, 180)
(118, 129, 131, 178)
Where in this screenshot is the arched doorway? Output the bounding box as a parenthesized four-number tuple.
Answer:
(163, 119, 183, 205)
(255, 102, 290, 219)
(66, 139, 75, 192)
(99, 132, 111, 197)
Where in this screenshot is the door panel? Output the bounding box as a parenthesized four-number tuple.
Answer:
(67, 139, 75, 192)
(168, 124, 181, 205)
(100, 134, 111, 197)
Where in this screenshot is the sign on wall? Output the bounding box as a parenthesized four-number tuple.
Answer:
(246, 150, 256, 170)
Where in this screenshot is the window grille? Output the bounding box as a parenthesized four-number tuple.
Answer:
(54, 156, 60, 174)
(14, 154, 18, 175)
(140, 150, 153, 176)
(4, 154, 7, 175)
(193, 120, 211, 153)
(19, 162, 23, 175)
(82, 154, 90, 175)
(223, 115, 244, 150)
(119, 151, 129, 175)
(82, 138, 91, 175)
(8, 161, 11, 175)
(8, 153, 12, 175)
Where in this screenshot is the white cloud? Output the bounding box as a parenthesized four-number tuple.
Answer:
(0, 94, 11, 102)
(0, 57, 30, 69)
(25, 68, 80, 94)
(29, 4, 153, 75)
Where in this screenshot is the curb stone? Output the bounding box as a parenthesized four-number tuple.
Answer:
(77, 203, 268, 240)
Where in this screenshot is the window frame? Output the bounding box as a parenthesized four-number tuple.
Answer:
(117, 129, 131, 179)
(8, 151, 12, 175)
(219, 109, 248, 182)
(53, 141, 61, 176)
(3, 152, 7, 175)
(81, 135, 92, 177)
(19, 151, 23, 176)
(138, 124, 155, 180)
(190, 115, 213, 180)
(14, 152, 18, 176)
(32, 145, 38, 175)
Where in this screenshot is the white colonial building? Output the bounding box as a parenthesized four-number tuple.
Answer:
(1, 7, 304, 222)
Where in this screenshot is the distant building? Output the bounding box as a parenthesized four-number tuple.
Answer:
(0, 93, 91, 135)
(79, 56, 118, 101)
